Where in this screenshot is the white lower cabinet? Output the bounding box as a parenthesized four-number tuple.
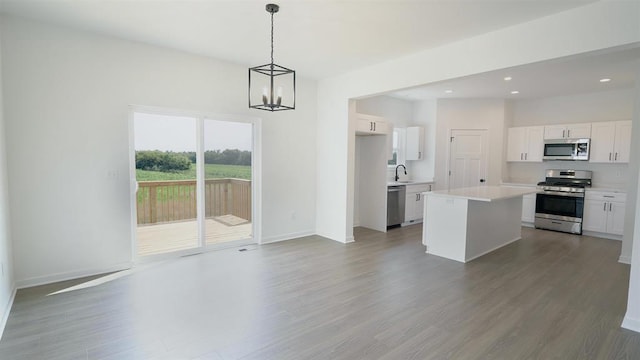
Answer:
(404, 183, 433, 224)
(583, 191, 626, 236)
(522, 193, 536, 223)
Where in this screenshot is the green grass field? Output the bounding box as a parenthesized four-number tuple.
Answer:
(136, 164, 251, 181)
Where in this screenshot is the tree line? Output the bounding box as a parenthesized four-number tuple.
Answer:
(136, 149, 251, 172)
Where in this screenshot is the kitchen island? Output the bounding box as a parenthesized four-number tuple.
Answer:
(422, 186, 536, 263)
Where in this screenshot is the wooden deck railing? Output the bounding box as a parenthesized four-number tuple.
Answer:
(136, 179, 251, 225)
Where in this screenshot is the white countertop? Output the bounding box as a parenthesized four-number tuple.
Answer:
(387, 180, 434, 186)
(426, 186, 537, 202)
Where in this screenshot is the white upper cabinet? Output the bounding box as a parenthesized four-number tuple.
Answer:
(405, 126, 424, 161)
(354, 113, 390, 135)
(506, 126, 544, 162)
(589, 120, 632, 163)
(543, 123, 591, 139)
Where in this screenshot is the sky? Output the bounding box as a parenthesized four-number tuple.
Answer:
(134, 112, 252, 152)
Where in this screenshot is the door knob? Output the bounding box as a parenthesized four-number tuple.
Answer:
(480, 179, 486, 183)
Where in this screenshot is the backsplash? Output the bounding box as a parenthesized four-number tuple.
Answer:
(505, 162, 629, 189)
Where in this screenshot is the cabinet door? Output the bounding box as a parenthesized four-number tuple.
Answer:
(589, 122, 616, 163)
(406, 126, 424, 160)
(566, 123, 591, 139)
(607, 201, 626, 236)
(356, 118, 374, 134)
(373, 121, 390, 135)
(506, 127, 526, 162)
(521, 193, 536, 223)
(582, 199, 607, 233)
(613, 121, 632, 163)
(544, 125, 567, 139)
(404, 192, 416, 222)
(415, 192, 425, 220)
(525, 126, 544, 162)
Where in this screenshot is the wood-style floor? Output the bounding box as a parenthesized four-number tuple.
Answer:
(1, 225, 639, 359)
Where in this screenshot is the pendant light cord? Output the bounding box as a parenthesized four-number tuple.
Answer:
(270, 11, 275, 65)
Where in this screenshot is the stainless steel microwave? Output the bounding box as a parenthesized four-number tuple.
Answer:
(543, 138, 590, 161)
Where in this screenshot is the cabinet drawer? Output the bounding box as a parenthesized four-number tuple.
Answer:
(585, 191, 626, 202)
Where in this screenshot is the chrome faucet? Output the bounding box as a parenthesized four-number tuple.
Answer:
(395, 164, 407, 182)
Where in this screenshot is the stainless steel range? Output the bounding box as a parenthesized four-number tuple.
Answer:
(535, 169, 592, 234)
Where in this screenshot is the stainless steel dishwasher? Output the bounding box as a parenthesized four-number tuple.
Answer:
(387, 185, 406, 228)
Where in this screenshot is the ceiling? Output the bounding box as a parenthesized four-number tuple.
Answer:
(0, 0, 599, 80)
(387, 46, 640, 101)
(0, 0, 636, 101)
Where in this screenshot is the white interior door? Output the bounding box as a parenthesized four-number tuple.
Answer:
(448, 129, 488, 190)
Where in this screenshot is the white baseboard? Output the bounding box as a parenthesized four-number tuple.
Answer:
(619, 255, 632, 264)
(15, 262, 133, 289)
(582, 230, 623, 241)
(344, 236, 355, 243)
(0, 285, 17, 340)
(261, 230, 315, 244)
(401, 220, 423, 227)
(622, 315, 640, 333)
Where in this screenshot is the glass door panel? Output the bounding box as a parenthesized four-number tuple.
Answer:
(203, 119, 253, 247)
(134, 113, 199, 257)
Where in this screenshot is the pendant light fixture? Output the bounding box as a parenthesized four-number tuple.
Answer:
(249, 3, 296, 111)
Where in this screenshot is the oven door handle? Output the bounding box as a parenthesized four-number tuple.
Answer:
(539, 191, 585, 198)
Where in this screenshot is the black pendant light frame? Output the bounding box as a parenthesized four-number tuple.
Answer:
(249, 3, 296, 112)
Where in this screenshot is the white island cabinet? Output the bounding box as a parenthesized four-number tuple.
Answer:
(422, 186, 536, 263)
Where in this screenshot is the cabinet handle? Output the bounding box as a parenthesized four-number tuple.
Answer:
(418, 151, 421, 159)
(603, 202, 607, 211)
(615, 152, 618, 161)
(374, 122, 376, 131)
(609, 153, 612, 161)
(567, 129, 570, 138)
(524, 153, 527, 160)
(520, 153, 523, 160)
(609, 203, 612, 211)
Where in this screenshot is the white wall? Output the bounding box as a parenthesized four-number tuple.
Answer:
(509, 88, 635, 127)
(0, 20, 16, 335)
(412, 99, 437, 182)
(0, 16, 318, 286)
(434, 99, 506, 189)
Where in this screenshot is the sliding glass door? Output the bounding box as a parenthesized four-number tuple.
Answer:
(133, 113, 199, 257)
(131, 110, 258, 260)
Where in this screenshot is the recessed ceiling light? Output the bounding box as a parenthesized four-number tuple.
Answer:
(511, 90, 520, 94)
(444, 89, 453, 94)
(504, 76, 512, 81)
(599, 78, 611, 83)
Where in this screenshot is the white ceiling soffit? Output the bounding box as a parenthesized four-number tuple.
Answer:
(0, 0, 598, 79)
(387, 46, 640, 101)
